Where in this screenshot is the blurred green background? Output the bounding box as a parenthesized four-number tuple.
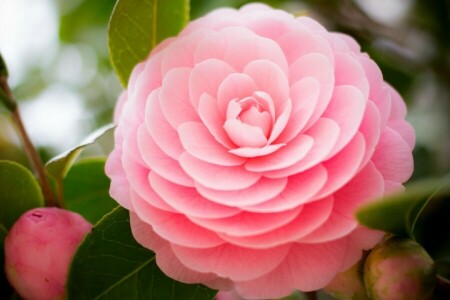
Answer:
(0, 0, 449, 181)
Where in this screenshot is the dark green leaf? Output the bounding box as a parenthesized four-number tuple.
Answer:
(63, 158, 117, 224)
(356, 176, 450, 237)
(108, 0, 190, 86)
(67, 206, 217, 300)
(46, 124, 115, 180)
(0, 160, 44, 229)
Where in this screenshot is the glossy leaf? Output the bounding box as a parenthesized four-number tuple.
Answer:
(356, 176, 450, 237)
(108, 0, 189, 86)
(67, 206, 217, 300)
(0, 160, 44, 229)
(46, 123, 115, 180)
(63, 158, 117, 224)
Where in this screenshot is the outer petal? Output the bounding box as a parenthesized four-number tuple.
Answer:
(235, 238, 349, 298)
(171, 243, 292, 281)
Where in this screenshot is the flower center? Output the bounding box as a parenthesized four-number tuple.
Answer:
(224, 91, 275, 148)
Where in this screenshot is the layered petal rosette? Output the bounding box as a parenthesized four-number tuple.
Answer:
(106, 4, 415, 299)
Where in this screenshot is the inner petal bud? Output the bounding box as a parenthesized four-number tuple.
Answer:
(224, 92, 275, 148)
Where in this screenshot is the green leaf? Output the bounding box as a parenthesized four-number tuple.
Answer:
(108, 0, 190, 87)
(356, 176, 450, 237)
(63, 158, 117, 224)
(0, 160, 44, 229)
(46, 124, 115, 180)
(67, 206, 217, 300)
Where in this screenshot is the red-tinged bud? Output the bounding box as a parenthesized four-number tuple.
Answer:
(4, 208, 92, 300)
(364, 236, 436, 300)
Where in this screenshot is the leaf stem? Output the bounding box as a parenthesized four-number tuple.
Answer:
(0, 68, 57, 207)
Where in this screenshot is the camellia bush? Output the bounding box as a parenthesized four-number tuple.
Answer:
(1, 1, 449, 299)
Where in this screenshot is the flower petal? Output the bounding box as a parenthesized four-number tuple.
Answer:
(196, 177, 288, 207)
(179, 122, 246, 166)
(171, 243, 292, 281)
(179, 153, 261, 191)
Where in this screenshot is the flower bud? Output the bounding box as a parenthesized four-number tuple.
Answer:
(364, 236, 436, 300)
(4, 207, 92, 300)
(324, 259, 370, 300)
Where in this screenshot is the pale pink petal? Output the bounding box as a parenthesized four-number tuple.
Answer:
(296, 16, 327, 32)
(320, 32, 350, 53)
(384, 180, 405, 194)
(179, 153, 261, 191)
(387, 85, 407, 120)
(194, 31, 228, 62)
(217, 73, 258, 116)
(388, 119, 415, 150)
(267, 99, 292, 144)
(105, 148, 132, 210)
(130, 213, 233, 290)
(316, 133, 366, 198)
(198, 93, 235, 148)
(160, 29, 209, 75)
(243, 60, 290, 112)
(189, 59, 235, 109)
(341, 227, 383, 271)
(223, 119, 268, 148)
(277, 29, 334, 64)
(244, 13, 293, 40)
(235, 238, 349, 298)
(334, 33, 361, 52)
(289, 53, 334, 129)
(131, 192, 225, 248)
(359, 101, 382, 166)
(219, 197, 333, 248)
(133, 175, 176, 213)
(196, 177, 288, 207)
(298, 210, 357, 243)
(264, 118, 340, 178)
(223, 29, 288, 73)
(180, 9, 240, 36)
(171, 243, 292, 281)
(372, 127, 414, 183)
(245, 165, 328, 212)
(179, 122, 246, 166)
(129, 52, 163, 104)
(189, 206, 301, 237)
(323, 85, 367, 158)
(145, 88, 184, 159)
(159, 67, 200, 129)
(149, 172, 240, 219)
(360, 56, 392, 127)
(334, 53, 369, 98)
(276, 77, 320, 143)
(137, 126, 194, 187)
(245, 134, 314, 172)
(229, 143, 285, 158)
(113, 92, 128, 124)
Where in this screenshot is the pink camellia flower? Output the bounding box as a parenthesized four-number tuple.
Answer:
(4, 208, 92, 300)
(106, 3, 415, 299)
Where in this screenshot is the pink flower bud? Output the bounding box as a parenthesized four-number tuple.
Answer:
(4, 207, 92, 300)
(364, 236, 436, 300)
